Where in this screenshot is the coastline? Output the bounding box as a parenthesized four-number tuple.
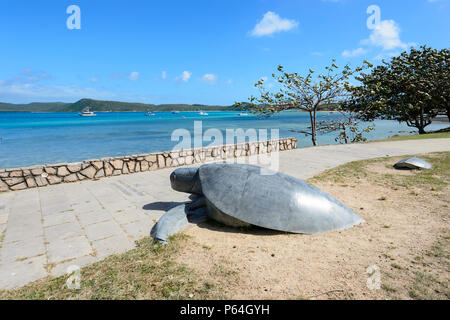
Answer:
(0, 137, 297, 193)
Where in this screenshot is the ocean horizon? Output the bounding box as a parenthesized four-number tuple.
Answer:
(0, 111, 447, 169)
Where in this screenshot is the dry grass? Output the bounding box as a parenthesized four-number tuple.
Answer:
(0, 234, 231, 300)
(374, 130, 450, 142)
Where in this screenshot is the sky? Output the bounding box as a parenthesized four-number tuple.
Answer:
(0, 0, 448, 105)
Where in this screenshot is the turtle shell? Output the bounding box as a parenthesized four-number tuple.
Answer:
(394, 157, 432, 170)
(198, 163, 364, 234)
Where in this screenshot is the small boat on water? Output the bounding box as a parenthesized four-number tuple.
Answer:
(172, 111, 180, 114)
(79, 107, 96, 117)
(198, 111, 208, 116)
(146, 111, 156, 116)
(238, 112, 249, 116)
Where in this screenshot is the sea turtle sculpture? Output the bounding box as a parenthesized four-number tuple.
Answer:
(150, 163, 364, 243)
(394, 157, 432, 170)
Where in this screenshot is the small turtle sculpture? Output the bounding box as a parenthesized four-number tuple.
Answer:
(151, 163, 364, 243)
(394, 157, 432, 170)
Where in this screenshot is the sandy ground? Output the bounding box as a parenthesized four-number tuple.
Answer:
(174, 155, 449, 299)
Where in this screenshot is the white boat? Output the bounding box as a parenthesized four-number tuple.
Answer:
(172, 111, 180, 114)
(79, 108, 96, 117)
(238, 112, 249, 116)
(198, 111, 208, 116)
(146, 111, 156, 116)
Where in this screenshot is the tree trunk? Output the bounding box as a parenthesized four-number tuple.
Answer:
(309, 111, 317, 146)
(417, 126, 426, 134)
(342, 124, 348, 144)
(418, 107, 427, 134)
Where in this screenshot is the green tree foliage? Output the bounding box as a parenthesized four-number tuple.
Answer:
(345, 45, 449, 134)
(317, 111, 375, 144)
(235, 60, 371, 146)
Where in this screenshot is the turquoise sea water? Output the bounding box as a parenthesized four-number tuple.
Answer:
(0, 111, 447, 169)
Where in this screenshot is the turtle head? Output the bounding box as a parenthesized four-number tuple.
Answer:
(170, 167, 202, 195)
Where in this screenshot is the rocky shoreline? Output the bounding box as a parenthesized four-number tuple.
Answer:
(0, 137, 297, 193)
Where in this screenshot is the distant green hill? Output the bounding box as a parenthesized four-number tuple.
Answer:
(0, 98, 338, 113)
(0, 98, 235, 112)
(0, 102, 69, 112)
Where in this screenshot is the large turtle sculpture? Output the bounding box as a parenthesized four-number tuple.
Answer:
(150, 163, 364, 243)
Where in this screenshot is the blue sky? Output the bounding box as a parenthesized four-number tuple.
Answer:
(0, 0, 448, 105)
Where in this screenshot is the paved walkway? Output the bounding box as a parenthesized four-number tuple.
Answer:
(1, 138, 449, 289)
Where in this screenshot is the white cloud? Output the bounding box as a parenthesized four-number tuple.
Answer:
(200, 73, 218, 84)
(342, 47, 368, 58)
(0, 81, 115, 102)
(109, 72, 127, 79)
(3, 69, 51, 86)
(161, 71, 167, 80)
(250, 11, 298, 37)
(176, 71, 192, 82)
(129, 71, 139, 81)
(361, 20, 407, 51)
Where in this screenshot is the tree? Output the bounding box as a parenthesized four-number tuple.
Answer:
(235, 60, 371, 146)
(317, 111, 375, 144)
(345, 46, 449, 134)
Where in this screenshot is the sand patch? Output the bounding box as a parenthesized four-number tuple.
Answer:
(174, 153, 449, 299)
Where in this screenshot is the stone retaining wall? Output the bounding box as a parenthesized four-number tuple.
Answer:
(0, 137, 297, 192)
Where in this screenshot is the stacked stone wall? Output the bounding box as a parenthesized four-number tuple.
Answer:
(0, 138, 298, 192)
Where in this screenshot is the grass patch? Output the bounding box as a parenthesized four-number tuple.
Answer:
(310, 152, 449, 192)
(375, 131, 450, 142)
(0, 234, 223, 300)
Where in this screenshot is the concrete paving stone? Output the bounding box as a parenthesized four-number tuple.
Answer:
(142, 211, 165, 222)
(12, 189, 39, 202)
(9, 200, 40, 213)
(0, 213, 8, 225)
(100, 201, 136, 212)
(41, 202, 73, 216)
(84, 220, 124, 241)
(110, 208, 148, 225)
(43, 211, 77, 227)
(70, 201, 103, 214)
(120, 220, 152, 240)
(44, 221, 84, 241)
(92, 234, 135, 259)
(39, 194, 69, 207)
(0, 236, 45, 263)
(77, 210, 112, 226)
(3, 223, 43, 243)
(0, 192, 15, 207)
(47, 235, 93, 264)
(0, 255, 48, 290)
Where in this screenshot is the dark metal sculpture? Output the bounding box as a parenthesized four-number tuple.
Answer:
(151, 163, 364, 243)
(394, 157, 432, 170)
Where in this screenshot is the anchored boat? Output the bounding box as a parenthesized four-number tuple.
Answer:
(79, 107, 96, 117)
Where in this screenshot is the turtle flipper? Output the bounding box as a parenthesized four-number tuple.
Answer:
(150, 204, 190, 243)
(188, 196, 206, 210)
(150, 202, 208, 243)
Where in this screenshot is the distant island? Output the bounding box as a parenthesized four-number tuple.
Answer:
(0, 98, 340, 113)
(0, 98, 236, 112)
